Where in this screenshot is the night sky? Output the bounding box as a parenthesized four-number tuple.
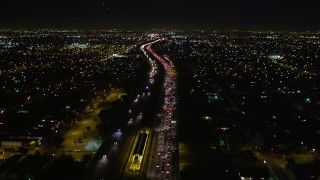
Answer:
(1, 0, 320, 30)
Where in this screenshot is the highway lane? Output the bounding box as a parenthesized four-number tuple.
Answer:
(85, 131, 119, 180)
(85, 40, 165, 180)
(119, 41, 166, 179)
(142, 40, 179, 180)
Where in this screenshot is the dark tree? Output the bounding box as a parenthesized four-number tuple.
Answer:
(50, 133, 65, 147)
(41, 154, 85, 180)
(18, 146, 29, 155)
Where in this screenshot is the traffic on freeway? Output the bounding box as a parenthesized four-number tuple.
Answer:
(142, 40, 179, 180)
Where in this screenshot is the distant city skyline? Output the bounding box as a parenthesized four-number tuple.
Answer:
(1, 0, 320, 30)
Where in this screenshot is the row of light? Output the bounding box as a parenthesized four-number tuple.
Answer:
(144, 39, 178, 180)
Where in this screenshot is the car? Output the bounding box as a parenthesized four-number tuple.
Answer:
(161, 168, 165, 173)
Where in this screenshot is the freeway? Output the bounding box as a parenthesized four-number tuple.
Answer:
(84, 40, 166, 180)
(84, 39, 179, 180)
(141, 40, 179, 180)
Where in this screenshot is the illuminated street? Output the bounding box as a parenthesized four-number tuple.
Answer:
(141, 39, 179, 180)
